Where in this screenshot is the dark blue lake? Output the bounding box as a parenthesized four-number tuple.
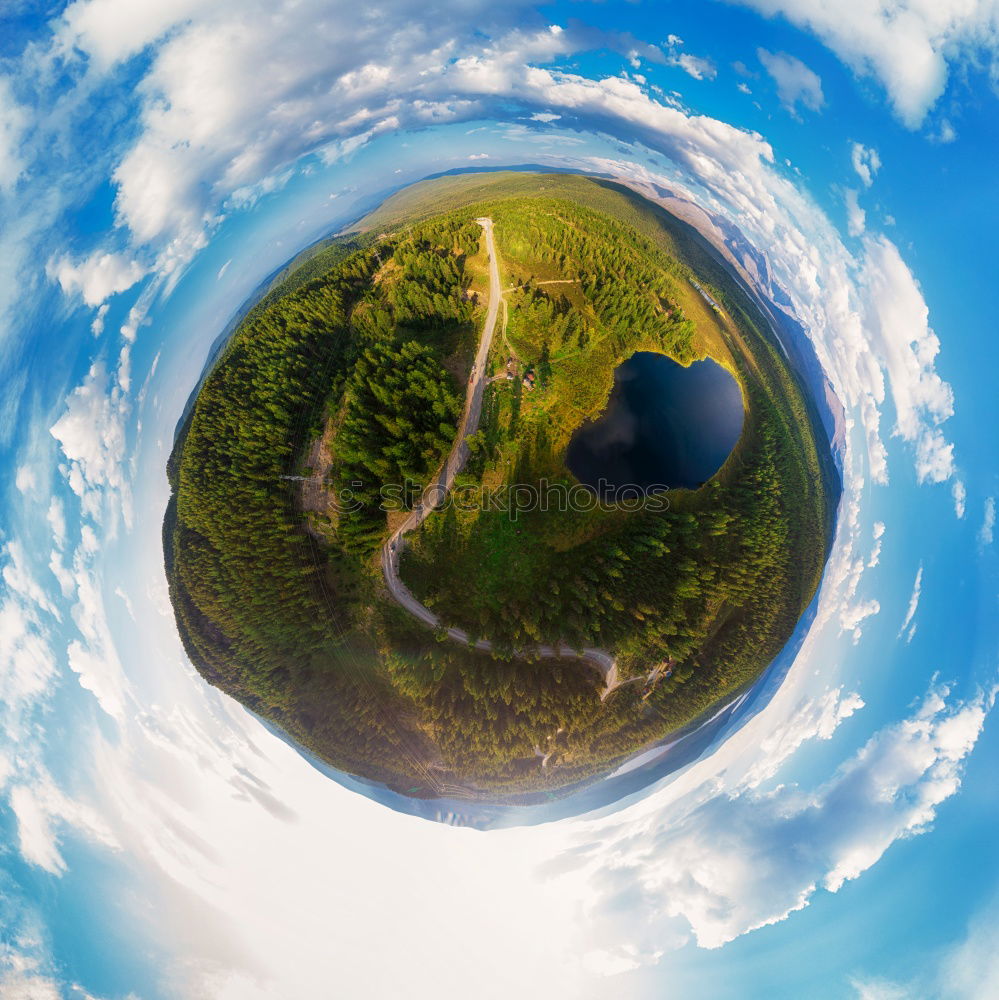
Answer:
(565, 352, 744, 495)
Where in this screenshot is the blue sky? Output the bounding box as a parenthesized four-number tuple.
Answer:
(1, 1, 998, 997)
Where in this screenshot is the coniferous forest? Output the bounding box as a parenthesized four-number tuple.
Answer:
(164, 174, 837, 800)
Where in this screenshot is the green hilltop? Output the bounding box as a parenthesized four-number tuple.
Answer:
(163, 172, 834, 802)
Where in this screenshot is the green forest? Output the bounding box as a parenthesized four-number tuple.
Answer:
(164, 173, 836, 800)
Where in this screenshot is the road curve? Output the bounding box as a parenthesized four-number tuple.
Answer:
(379, 218, 621, 700)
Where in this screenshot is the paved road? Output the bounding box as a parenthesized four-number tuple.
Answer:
(379, 218, 621, 700)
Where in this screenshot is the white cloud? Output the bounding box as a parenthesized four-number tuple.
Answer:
(14, 464, 37, 494)
(10, 771, 120, 875)
(228, 166, 295, 211)
(47, 250, 146, 307)
(936, 892, 999, 999)
(845, 188, 866, 236)
(850, 976, 910, 1000)
(743, 687, 865, 787)
(49, 360, 132, 529)
(90, 302, 109, 336)
(563, 683, 993, 957)
(468, 152, 490, 160)
(118, 300, 147, 343)
(670, 52, 717, 81)
(933, 118, 958, 143)
(735, 0, 999, 127)
(758, 48, 825, 113)
(530, 112, 561, 122)
(897, 564, 923, 638)
(841, 596, 881, 642)
(953, 479, 967, 518)
(851, 141, 882, 187)
(737, 81, 752, 94)
(2, 541, 59, 620)
(10, 784, 70, 875)
(0, 915, 83, 1000)
(853, 890, 999, 998)
(663, 35, 716, 81)
(914, 427, 956, 484)
(0, 969, 61, 1000)
(0, 77, 28, 193)
(66, 638, 127, 720)
(0, 588, 58, 706)
(868, 520, 885, 567)
(114, 585, 135, 620)
(317, 120, 403, 168)
(979, 497, 996, 547)
(56, 0, 209, 70)
(48, 549, 75, 598)
(45, 355, 134, 723)
(860, 236, 955, 482)
(64, 543, 130, 720)
(46, 497, 67, 549)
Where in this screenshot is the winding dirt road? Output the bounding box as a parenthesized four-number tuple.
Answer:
(380, 218, 621, 700)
